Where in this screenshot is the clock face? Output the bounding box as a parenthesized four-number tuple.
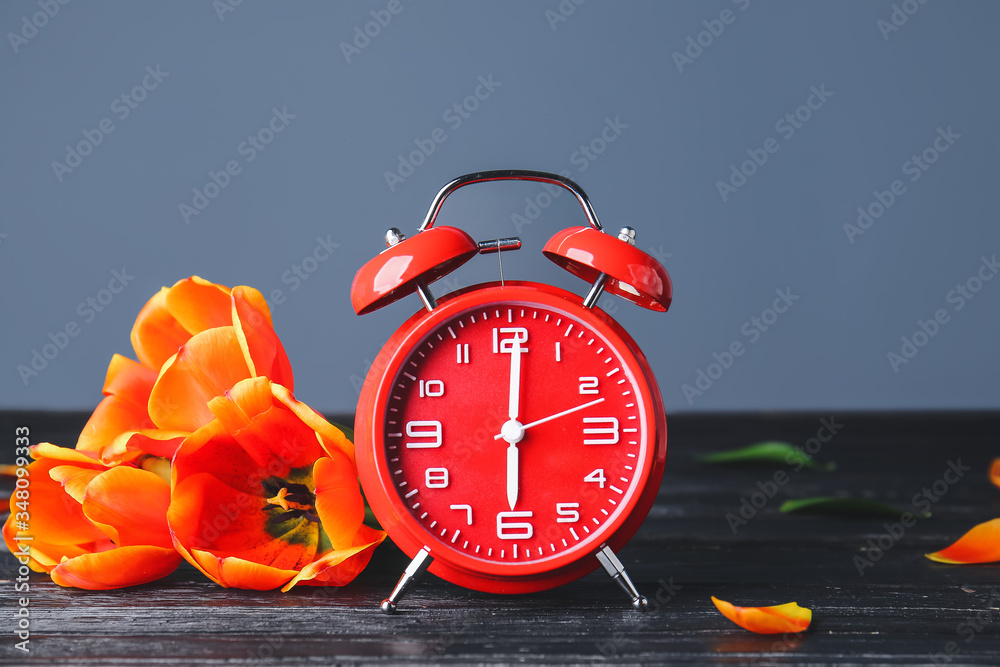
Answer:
(363, 284, 658, 580)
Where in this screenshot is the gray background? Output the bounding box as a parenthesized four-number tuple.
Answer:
(1, 0, 997, 414)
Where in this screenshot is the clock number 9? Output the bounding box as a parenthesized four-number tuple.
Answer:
(405, 420, 442, 448)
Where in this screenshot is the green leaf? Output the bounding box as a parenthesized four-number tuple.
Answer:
(697, 441, 835, 471)
(779, 496, 929, 518)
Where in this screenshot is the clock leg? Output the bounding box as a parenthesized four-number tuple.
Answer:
(380, 546, 433, 614)
(596, 545, 649, 612)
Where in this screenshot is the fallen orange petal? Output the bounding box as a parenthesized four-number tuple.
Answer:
(926, 518, 1000, 564)
(990, 459, 1000, 490)
(711, 596, 812, 634)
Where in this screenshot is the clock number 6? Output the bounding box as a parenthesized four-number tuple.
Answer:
(497, 511, 533, 539)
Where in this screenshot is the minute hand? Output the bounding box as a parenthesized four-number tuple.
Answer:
(494, 397, 605, 440)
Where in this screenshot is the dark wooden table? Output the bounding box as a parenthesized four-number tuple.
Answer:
(2, 411, 999, 665)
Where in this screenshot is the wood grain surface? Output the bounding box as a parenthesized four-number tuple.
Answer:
(1, 411, 998, 665)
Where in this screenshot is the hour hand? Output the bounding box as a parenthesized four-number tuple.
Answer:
(506, 443, 518, 510)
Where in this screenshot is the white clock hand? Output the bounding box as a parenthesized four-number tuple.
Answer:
(506, 443, 518, 510)
(502, 337, 524, 509)
(508, 337, 522, 421)
(494, 397, 606, 440)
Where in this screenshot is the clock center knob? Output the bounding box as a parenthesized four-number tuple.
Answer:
(500, 419, 525, 444)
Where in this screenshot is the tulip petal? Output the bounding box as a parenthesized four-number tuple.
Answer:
(313, 455, 364, 549)
(990, 458, 1000, 490)
(164, 276, 233, 335)
(232, 286, 294, 388)
(711, 597, 812, 634)
(149, 327, 252, 431)
(4, 528, 110, 573)
(82, 467, 173, 548)
(131, 288, 192, 370)
(49, 465, 103, 504)
(282, 526, 386, 591)
(207, 378, 324, 471)
(926, 518, 1000, 564)
(100, 430, 186, 465)
(77, 355, 159, 455)
(271, 382, 355, 463)
(50, 545, 181, 590)
(11, 459, 108, 546)
(189, 550, 299, 590)
(170, 472, 319, 569)
(32, 442, 105, 466)
(169, 473, 266, 550)
(171, 425, 269, 495)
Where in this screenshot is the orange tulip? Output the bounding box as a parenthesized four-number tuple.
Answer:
(990, 458, 1000, 490)
(75, 277, 293, 465)
(168, 377, 385, 591)
(711, 596, 812, 634)
(2, 444, 181, 589)
(925, 518, 1000, 564)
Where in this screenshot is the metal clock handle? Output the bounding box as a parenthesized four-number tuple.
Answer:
(417, 169, 604, 232)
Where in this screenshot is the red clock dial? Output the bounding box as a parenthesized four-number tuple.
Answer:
(357, 282, 666, 593)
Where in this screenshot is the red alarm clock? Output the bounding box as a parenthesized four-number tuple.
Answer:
(351, 170, 672, 613)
